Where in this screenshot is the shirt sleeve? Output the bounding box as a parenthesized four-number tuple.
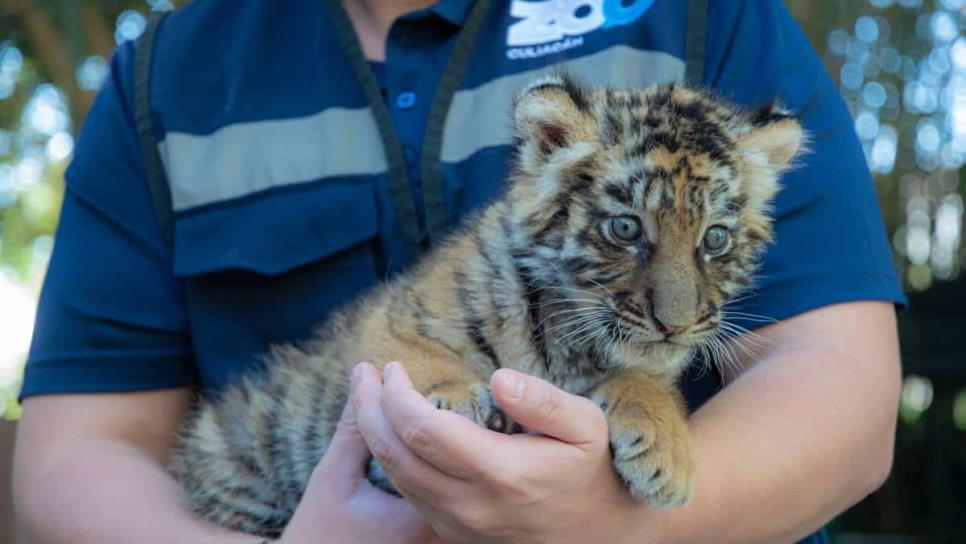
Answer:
(19, 41, 197, 400)
(703, 0, 907, 332)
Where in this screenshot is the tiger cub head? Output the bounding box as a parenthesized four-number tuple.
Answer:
(507, 76, 805, 376)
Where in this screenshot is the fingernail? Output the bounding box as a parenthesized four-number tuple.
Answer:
(352, 363, 365, 386)
(384, 361, 399, 383)
(501, 370, 525, 401)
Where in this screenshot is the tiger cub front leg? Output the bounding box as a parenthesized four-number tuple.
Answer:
(591, 370, 693, 508)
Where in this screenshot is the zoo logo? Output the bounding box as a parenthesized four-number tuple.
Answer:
(506, 0, 655, 59)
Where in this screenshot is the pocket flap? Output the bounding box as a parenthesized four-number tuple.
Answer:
(172, 181, 378, 277)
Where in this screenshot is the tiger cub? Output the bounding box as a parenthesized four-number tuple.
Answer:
(169, 76, 804, 538)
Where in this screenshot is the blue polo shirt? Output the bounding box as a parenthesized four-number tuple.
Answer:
(23, 2, 902, 540)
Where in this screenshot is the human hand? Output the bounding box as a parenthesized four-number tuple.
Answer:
(351, 361, 646, 544)
(278, 396, 442, 544)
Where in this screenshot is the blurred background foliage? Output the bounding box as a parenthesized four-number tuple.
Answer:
(0, 0, 187, 419)
(0, 0, 962, 541)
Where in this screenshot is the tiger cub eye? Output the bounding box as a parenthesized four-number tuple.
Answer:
(703, 225, 731, 255)
(608, 215, 643, 243)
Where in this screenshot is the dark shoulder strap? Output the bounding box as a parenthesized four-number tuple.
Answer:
(685, 0, 708, 85)
(321, 0, 423, 260)
(134, 12, 175, 247)
(420, 0, 493, 245)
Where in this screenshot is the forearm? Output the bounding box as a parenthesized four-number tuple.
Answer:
(16, 439, 257, 544)
(641, 344, 900, 544)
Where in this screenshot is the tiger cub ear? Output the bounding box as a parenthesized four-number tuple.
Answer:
(735, 103, 806, 209)
(738, 103, 807, 175)
(514, 75, 596, 159)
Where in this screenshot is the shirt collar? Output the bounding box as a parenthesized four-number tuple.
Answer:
(427, 0, 476, 26)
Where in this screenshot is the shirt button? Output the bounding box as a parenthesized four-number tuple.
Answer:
(396, 91, 416, 110)
(403, 146, 417, 167)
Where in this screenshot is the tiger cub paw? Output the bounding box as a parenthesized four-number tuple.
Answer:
(608, 411, 693, 508)
(426, 381, 509, 433)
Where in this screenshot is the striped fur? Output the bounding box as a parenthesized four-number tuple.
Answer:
(169, 77, 805, 537)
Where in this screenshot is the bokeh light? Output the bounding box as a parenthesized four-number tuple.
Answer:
(146, 0, 175, 10)
(0, 43, 23, 101)
(45, 131, 74, 163)
(76, 56, 109, 91)
(22, 84, 69, 137)
(114, 10, 147, 44)
(953, 388, 966, 431)
(900, 374, 935, 423)
(0, 271, 35, 418)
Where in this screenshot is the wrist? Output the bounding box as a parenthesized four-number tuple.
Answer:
(613, 501, 679, 544)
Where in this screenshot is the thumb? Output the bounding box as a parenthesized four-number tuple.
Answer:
(490, 368, 608, 448)
(315, 392, 370, 484)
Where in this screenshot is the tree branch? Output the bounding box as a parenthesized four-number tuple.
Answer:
(81, 3, 114, 60)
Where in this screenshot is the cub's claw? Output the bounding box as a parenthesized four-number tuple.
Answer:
(427, 382, 508, 433)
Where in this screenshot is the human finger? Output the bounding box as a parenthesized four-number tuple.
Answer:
(490, 368, 608, 449)
(312, 397, 369, 496)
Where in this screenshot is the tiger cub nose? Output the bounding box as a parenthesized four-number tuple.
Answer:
(653, 317, 687, 337)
